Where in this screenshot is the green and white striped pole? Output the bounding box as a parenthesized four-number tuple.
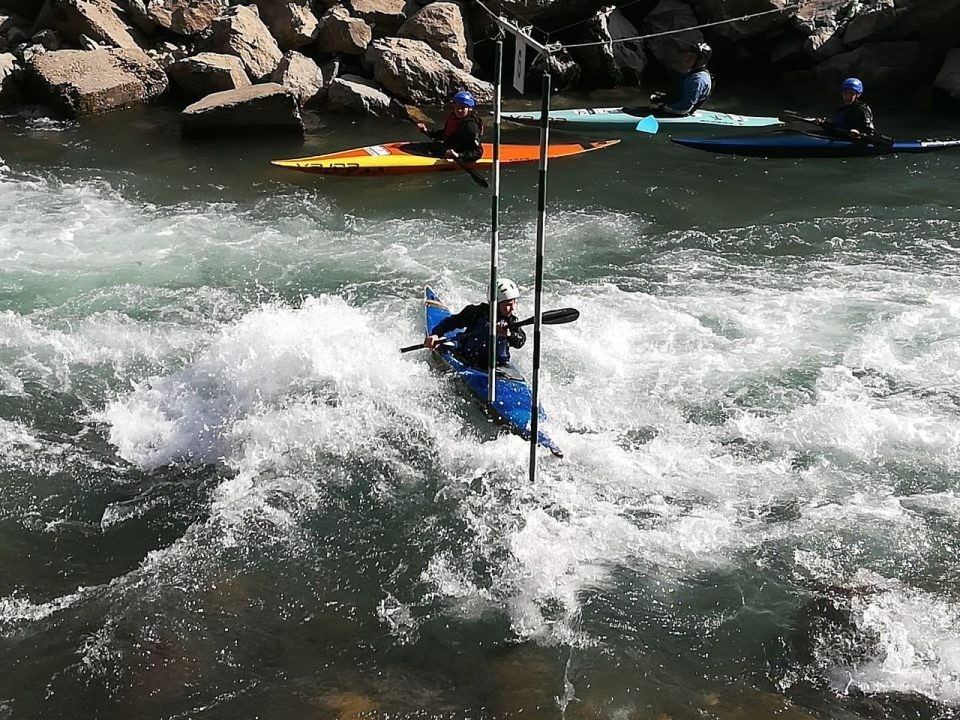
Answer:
(487, 38, 503, 402)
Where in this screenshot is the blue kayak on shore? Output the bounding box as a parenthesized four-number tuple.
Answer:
(424, 287, 562, 457)
(502, 106, 783, 131)
(672, 130, 960, 158)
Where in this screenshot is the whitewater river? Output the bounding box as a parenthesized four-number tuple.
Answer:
(2, 96, 960, 720)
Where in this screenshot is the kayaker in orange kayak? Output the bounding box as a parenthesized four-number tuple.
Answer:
(416, 90, 484, 163)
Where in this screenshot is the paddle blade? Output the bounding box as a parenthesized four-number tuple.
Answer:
(635, 115, 659, 134)
(542, 307, 580, 325)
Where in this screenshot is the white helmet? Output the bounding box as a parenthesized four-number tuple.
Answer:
(496, 278, 520, 302)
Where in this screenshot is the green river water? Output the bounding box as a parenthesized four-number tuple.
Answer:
(1, 92, 960, 720)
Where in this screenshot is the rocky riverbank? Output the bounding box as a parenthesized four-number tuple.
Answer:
(1, 0, 958, 133)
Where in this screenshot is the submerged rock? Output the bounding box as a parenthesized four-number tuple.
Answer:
(26, 47, 167, 115)
(181, 82, 303, 134)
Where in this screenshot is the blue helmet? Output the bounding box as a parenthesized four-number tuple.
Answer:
(842, 77, 864, 94)
(452, 90, 476, 108)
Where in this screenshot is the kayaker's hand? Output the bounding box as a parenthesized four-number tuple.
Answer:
(496, 320, 510, 337)
(848, 129, 861, 138)
(424, 334, 441, 349)
(416, 122, 428, 133)
(445, 149, 459, 160)
(815, 117, 827, 126)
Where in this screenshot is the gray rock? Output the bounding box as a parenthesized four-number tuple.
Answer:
(398, 2, 471, 72)
(365, 36, 491, 104)
(316, 5, 371, 55)
(208, 5, 283, 81)
(77, 32, 99, 49)
(181, 82, 304, 134)
(572, 7, 644, 88)
(814, 40, 936, 91)
(687, 0, 790, 42)
(641, 0, 703, 72)
(529, 46, 580, 92)
(0, 52, 24, 106)
(32, 0, 140, 50)
(26, 47, 168, 116)
(326, 72, 395, 115)
(167, 51, 250, 100)
(347, 0, 405, 37)
(842, 0, 897, 48)
(31, 28, 59, 49)
(933, 48, 960, 102)
(1, 12, 29, 36)
(270, 49, 324, 105)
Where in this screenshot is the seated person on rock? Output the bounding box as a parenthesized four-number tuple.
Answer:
(424, 278, 526, 370)
(816, 77, 875, 139)
(416, 90, 484, 163)
(649, 42, 713, 116)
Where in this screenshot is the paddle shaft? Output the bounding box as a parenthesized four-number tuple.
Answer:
(781, 110, 894, 148)
(399, 307, 579, 353)
(403, 105, 489, 188)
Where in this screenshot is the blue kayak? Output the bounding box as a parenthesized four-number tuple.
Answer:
(424, 287, 562, 457)
(502, 106, 783, 131)
(672, 130, 960, 158)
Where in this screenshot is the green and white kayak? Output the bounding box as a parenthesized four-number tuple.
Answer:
(502, 106, 783, 131)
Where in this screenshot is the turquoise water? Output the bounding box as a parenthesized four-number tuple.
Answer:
(2, 97, 960, 719)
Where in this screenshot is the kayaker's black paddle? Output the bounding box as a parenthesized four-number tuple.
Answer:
(780, 110, 895, 150)
(399, 307, 580, 353)
(402, 105, 489, 189)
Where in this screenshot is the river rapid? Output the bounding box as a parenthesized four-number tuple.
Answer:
(2, 95, 960, 720)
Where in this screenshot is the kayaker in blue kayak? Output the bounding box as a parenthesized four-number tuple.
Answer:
(423, 278, 526, 368)
(416, 90, 484, 163)
(816, 77, 875, 139)
(649, 42, 713, 116)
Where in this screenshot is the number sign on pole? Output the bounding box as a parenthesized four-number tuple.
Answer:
(512, 35, 526, 94)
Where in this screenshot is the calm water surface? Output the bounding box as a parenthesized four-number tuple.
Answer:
(2, 93, 960, 719)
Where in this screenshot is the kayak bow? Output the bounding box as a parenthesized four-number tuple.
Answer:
(271, 140, 619, 176)
(422, 287, 563, 458)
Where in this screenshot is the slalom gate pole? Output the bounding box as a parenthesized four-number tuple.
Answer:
(528, 69, 551, 484)
(487, 38, 503, 402)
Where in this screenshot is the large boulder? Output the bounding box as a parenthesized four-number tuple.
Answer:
(933, 48, 960, 102)
(270, 49, 323, 105)
(26, 47, 167, 115)
(181, 82, 303, 133)
(365, 37, 491, 104)
(529, 46, 580, 92)
(207, 4, 282, 81)
(167, 51, 249, 100)
(325, 72, 396, 116)
(398, 2, 471, 72)
(571, 7, 644, 88)
(346, 0, 405, 36)
(32, 0, 140, 50)
(0, 52, 24, 106)
(842, 0, 897, 47)
(687, 0, 791, 41)
(315, 5, 371, 55)
(641, 0, 702, 72)
(127, 0, 225, 36)
(899, 0, 960, 52)
(813, 40, 937, 92)
(249, 0, 319, 50)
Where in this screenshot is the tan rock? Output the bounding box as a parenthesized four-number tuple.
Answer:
(366, 37, 491, 104)
(167, 51, 250, 100)
(316, 4, 371, 55)
(347, 0, 405, 36)
(0, 52, 24, 106)
(32, 0, 140, 50)
(270, 49, 324, 105)
(934, 48, 960, 102)
(26, 47, 167, 116)
(398, 2, 471, 72)
(142, 0, 226, 36)
(250, 0, 319, 50)
(208, 4, 283, 81)
(842, 0, 897, 48)
(325, 73, 395, 116)
(182, 82, 303, 134)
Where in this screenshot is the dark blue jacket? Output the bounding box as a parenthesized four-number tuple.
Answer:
(432, 303, 525, 368)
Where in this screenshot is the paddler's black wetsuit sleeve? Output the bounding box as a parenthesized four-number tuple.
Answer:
(431, 303, 485, 337)
(445, 117, 483, 163)
(826, 101, 875, 134)
(508, 323, 526, 348)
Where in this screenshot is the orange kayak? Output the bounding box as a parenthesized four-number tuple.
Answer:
(270, 140, 620, 176)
